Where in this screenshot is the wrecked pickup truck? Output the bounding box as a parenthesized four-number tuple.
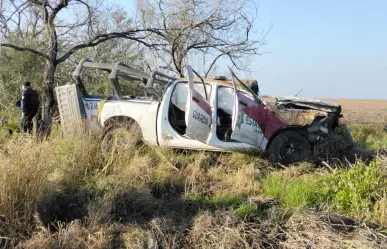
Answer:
(55, 59, 353, 165)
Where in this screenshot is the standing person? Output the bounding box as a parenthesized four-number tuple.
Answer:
(16, 82, 40, 134)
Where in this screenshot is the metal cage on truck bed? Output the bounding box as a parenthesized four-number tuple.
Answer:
(55, 59, 176, 133)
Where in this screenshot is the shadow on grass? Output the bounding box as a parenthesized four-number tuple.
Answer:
(36, 183, 104, 230)
(35, 179, 281, 248)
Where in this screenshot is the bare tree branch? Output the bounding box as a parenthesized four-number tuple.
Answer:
(49, 0, 69, 23)
(137, 0, 269, 76)
(205, 53, 226, 78)
(0, 43, 49, 60)
(56, 29, 167, 64)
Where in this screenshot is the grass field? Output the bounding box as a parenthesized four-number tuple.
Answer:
(325, 99, 387, 125)
(0, 99, 387, 248)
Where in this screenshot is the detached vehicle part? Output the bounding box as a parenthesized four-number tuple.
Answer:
(55, 59, 353, 165)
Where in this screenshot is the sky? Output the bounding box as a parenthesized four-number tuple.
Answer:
(250, 0, 387, 99)
(117, 0, 387, 99)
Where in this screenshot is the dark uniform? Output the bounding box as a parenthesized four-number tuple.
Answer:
(17, 84, 40, 134)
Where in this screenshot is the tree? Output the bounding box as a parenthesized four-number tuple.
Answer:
(0, 34, 45, 103)
(0, 0, 268, 136)
(0, 0, 166, 135)
(137, 0, 270, 78)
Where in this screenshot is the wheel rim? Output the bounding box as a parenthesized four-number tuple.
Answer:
(279, 140, 302, 164)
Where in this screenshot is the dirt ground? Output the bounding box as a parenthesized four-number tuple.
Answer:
(264, 97, 387, 125)
(324, 99, 387, 124)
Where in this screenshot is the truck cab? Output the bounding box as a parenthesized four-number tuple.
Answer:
(154, 66, 277, 153)
(96, 64, 273, 153)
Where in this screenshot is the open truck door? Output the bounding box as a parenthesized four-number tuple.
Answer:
(229, 67, 267, 148)
(185, 65, 212, 143)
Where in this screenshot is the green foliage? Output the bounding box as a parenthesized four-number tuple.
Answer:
(0, 106, 20, 125)
(349, 124, 387, 151)
(0, 35, 45, 104)
(0, 106, 21, 144)
(262, 171, 320, 211)
(261, 158, 386, 225)
(234, 203, 258, 219)
(79, 70, 149, 97)
(320, 160, 383, 218)
(185, 194, 245, 210)
(0, 31, 147, 110)
(70, 37, 148, 97)
(372, 195, 387, 226)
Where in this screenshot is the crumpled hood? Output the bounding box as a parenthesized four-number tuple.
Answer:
(265, 96, 342, 127)
(274, 96, 341, 114)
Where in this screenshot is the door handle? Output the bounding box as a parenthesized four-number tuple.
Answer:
(192, 97, 200, 103)
(239, 101, 247, 106)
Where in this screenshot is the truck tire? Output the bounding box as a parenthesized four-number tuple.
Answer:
(267, 131, 312, 165)
(101, 120, 142, 159)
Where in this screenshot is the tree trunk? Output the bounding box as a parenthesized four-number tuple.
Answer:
(39, 22, 57, 137)
(40, 61, 56, 136)
(171, 43, 185, 77)
(176, 53, 184, 78)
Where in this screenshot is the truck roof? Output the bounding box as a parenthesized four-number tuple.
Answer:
(177, 78, 256, 88)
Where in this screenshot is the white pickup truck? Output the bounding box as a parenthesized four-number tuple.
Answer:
(55, 59, 352, 165)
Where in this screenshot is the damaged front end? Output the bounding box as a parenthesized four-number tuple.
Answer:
(268, 96, 353, 153)
(274, 96, 342, 133)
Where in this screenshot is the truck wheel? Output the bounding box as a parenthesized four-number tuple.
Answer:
(268, 131, 312, 165)
(101, 121, 142, 159)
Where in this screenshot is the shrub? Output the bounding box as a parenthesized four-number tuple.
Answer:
(372, 194, 387, 227)
(349, 124, 387, 151)
(234, 203, 258, 219)
(320, 160, 383, 219)
(262, 170, 320, 211)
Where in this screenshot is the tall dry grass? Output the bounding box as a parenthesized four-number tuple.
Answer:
(0, 124, 386, 248)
